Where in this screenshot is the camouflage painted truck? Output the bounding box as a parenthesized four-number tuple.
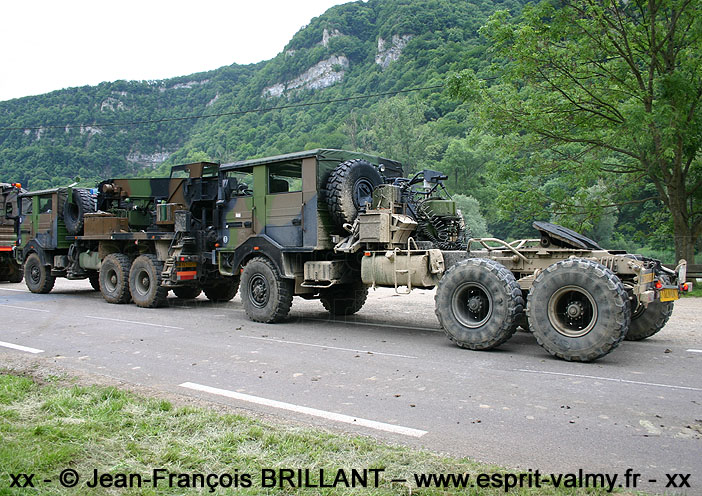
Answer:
(15, 162, 238, 306)
(0, 182, 26, 283)
(214, 149, 688, 362)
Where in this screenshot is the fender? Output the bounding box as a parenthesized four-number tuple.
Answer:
(19, 241, 48, 266)
(222, 235, 288, 278)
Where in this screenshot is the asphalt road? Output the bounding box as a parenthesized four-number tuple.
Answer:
(1, 279, 701, 493)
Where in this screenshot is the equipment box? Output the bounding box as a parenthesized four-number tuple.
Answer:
(84, 213, 128, 235)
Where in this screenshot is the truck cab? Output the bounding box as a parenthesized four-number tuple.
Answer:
(215, 149, 403, 322)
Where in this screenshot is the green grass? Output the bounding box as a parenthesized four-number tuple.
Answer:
(0, 373, 638, 495)
(682, 284, 702, 298)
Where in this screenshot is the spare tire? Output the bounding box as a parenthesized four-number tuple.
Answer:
(326, 159, 383, 227)
(64, 188, 96, 235)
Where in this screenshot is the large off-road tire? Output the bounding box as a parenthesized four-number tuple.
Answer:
(129, 254, 168, 308)
(173, 286, 202, 299)
(625, 300, 674, 341)
(435, 258, 523, 350)
(63, 188, 96, 235)
(510, 311, 529, 333)
(320, 282, 369, 316)
(24, 253, 55, 294)
(240, 257, 293, 323)
(526, 258, 630, 362)
(87, 270, 100, 291)
(326, 159, 383, 227)
(203, 277, 239, 302)
(7, 261, 24, 283)
(99, 253, 132, 304)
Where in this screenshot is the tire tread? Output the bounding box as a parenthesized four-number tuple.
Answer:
(241, 257, 293, 323)
(100, 253, 131, 304)
(435, 258, 523, 350)
(326, 159, 381, 227)
(526, 258, 630, 362)
(130, 254, 168, 308)
(320, 283, 369, 315)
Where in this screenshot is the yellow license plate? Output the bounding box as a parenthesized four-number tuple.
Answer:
(660, 288, 679, 302)
(176, 262, 197, 268)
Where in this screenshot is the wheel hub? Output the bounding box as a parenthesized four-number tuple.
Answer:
(566, 301, 584, 319)
(250, 274, 269, 308)
(467, 295, 483, 313)
(135, 269, 151, 296)
(452, 282, 493, 329)
(548, 285, 597, 338)
(353, 178, 374, 209)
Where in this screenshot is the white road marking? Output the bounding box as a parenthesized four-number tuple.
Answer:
(0, 288, 28, 292)
(687, 349, 702, 353)
(516, 369, 702, 392)
(242, 335, 418, 359)
(180, 382, 427, 438)
(0, 304, 50, 313)
(0, 340, 44, 354)
(83, 315, 183, 330)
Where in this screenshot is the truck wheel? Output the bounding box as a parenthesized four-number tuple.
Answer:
(241, 257, 293, 323)
(87, 270, 100, 291)
(203, 277, 239, 302)
(24, 253, 55, 293)
(63, 188, 96, 235)
(625, 300, 674, 341)
(129, 254, 168, 308)
(7, 262, 24, 283)
(100, 253, 132, 304)
(326, 159, 383, 227)
(173, 286, 202, 299)
(510, 311, 529, 333)
(526, 259, 630, 362)
(320, 282, 369, 315)
(435, 258, 523, 350)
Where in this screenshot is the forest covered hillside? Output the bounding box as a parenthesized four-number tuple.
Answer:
(0, 0, 694, 260)
(0, 0, 515, 187)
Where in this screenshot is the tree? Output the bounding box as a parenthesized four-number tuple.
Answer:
(453, 194, 490, 237)
(439, 138, 486, 191)
(359, 96, 435, 173)
(449, 0, 702, 262)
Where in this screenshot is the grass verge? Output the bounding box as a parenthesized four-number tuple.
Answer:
(0, 372, 637, 495)
(681, 284, 702, 298)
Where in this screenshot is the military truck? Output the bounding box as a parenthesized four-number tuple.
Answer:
(15, 162, 238, 306)
(13, 149, 687, 361)
(214, 149, 688, 362)
(0, 182, 26, 283)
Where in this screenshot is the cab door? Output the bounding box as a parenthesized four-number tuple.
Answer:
(221, 170, 255, 250)
(264, 161, 303, 247)
(33, 193, 59, 249)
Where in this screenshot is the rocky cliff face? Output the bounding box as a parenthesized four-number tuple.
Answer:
(375, 34, 413, 69)
(263, 55, 350, 97)
(127, 151, 171, 168)
(262, 21, 413, 98)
